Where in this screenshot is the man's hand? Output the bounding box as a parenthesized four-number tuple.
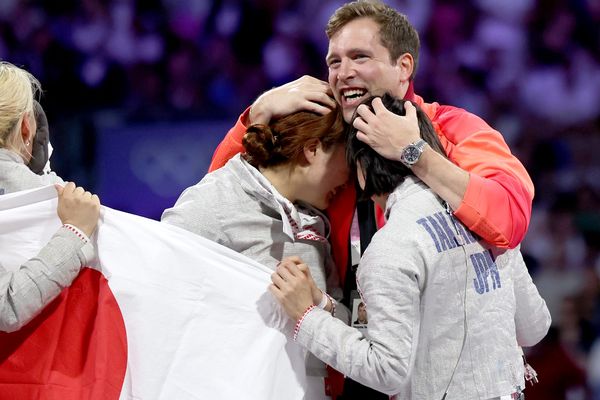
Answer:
(55, 182, 101, 237)
(353, 98, 420, 161)
(249, 76, 336, 125)
(270, 257, 318, 321)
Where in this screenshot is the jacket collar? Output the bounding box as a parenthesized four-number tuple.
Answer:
(404, 81, 416, 102)
(226, 154, 330, 243)
(384, 175, 428, 219)
(0, 148, 25, 164)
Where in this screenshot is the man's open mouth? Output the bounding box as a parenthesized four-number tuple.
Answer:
(341, 88, 368, 106)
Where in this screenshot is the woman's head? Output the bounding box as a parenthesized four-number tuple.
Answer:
(243, 106, 350, 209)
(347, 93, 446, 202)
(0, 62, 41, 162)
(243, 106, 346, 168)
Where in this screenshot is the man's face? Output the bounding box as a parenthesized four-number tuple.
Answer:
(327, 17, 405, 122)
(357, 305, 367, 323)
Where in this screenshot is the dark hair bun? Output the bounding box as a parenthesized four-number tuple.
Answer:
(243, 124, 277, 167)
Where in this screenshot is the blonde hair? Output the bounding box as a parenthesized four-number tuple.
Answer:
(0, 61, 42, 149)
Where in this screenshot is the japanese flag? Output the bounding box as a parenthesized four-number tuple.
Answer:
(0, 186, 308, 399)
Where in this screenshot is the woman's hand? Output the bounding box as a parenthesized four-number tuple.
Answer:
(55, 182, 101, 237)
(270, 257, 319, 321)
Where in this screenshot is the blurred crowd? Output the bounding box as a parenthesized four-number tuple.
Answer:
(1, 0, 600, 397)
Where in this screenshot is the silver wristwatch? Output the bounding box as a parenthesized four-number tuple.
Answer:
(399, 139, 427, 167)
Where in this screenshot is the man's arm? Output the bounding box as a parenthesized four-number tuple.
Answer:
(431, 105, 534, 248)
(409, 145, 532, 248)
(354, 98, 533, 248)
(209, 76, 336, 172)
(208, 109, 250, 172)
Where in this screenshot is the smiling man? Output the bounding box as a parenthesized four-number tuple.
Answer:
(210, 0, 533, 261)
(325, 17, 417, 123)
(208, 1, 534, 399)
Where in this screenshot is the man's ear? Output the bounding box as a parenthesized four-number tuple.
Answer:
(302, 138, 321, 164)
(394, 53, 414, 82)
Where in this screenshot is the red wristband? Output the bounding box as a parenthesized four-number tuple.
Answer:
(63, 224, 89, 243)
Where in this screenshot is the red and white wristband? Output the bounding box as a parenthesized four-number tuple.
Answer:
(293, 305, 316, 341)
(63, 224, 91, 244)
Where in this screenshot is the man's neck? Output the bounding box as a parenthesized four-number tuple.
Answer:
(403, 80, 415, 101)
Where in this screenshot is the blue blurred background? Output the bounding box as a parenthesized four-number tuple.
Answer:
(2, 0, 600, 397)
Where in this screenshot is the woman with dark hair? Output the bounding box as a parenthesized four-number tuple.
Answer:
(162, 106, 350, 399)
(345, 94, 446, 202)
(271, 94, 551, 399)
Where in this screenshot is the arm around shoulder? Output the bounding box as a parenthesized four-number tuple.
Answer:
(355, 99, 533, 248)
(209, 76, 336, 172)
(431, 106, 534, 248)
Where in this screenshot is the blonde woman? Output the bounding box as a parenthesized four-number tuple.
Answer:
(0, 61, 100, 332)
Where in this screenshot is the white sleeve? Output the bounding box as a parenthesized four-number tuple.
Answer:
(295, 239, 420, 395)
(512, 250, 551, 347)
(0, 225, 94, 332)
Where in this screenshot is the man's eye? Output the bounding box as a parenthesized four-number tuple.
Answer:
(328, 60, 340, 67)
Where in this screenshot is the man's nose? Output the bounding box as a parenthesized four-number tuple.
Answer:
(338, 59, 355, 81)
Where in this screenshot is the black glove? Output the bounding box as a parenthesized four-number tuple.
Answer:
(28, 100, 50, 175)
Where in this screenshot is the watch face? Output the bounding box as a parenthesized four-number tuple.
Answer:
(404, 145, 421, 163)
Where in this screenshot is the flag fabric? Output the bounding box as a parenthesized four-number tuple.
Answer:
(0, 186, 308, 399)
